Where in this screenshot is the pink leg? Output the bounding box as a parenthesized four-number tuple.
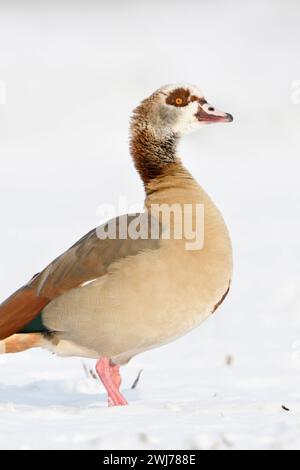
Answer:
(95, 357, 128, 407)
(110, 363, 122, 389)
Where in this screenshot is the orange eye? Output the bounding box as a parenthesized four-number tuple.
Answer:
(175, 97, 183, 105)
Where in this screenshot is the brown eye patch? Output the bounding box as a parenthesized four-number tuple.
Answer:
(166, 88, 190, 107)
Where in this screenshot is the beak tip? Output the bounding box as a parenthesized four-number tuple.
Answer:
(226, 113, 234, 122)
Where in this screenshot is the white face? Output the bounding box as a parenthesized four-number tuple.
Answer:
(153, 83, 233, 136)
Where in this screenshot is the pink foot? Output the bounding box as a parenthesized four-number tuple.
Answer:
(96, 357, 128, 407)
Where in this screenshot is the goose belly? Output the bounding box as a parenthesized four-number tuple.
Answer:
(43, 241, 232, 363)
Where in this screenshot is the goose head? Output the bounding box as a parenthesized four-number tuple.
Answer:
(132, 84, 233, 138)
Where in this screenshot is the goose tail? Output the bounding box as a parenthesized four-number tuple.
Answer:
(0, 286, 49, 341)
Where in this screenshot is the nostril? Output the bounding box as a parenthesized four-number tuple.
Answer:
(208, 107, 215, 112)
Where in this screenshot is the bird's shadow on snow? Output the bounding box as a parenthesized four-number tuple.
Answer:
(0, 379, 139, 408)
(0, 380, 105, 408)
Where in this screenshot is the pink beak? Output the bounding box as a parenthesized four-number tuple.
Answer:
(195, 104, 233, 124)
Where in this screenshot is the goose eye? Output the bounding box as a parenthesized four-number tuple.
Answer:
(175, 98, 183, 106)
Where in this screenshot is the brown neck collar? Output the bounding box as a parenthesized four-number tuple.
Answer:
(130, 124, 179, 191)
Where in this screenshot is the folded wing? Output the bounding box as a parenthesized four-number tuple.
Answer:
(0, 214, 161, 340)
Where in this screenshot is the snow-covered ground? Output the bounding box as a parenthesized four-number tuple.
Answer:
(0, 1, 299, 450)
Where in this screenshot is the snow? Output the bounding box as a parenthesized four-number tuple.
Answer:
(0, 0, 300, 450)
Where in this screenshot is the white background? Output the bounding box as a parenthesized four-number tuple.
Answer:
(0, 0, 299, 449)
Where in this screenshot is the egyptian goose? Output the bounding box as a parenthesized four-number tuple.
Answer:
(0, 84, 233, 406)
